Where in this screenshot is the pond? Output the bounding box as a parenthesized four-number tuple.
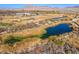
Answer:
(41, 23, 73, 38)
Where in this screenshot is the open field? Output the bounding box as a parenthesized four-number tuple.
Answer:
(0, 7, 79, 54)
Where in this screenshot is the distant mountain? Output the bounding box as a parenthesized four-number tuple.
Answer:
(66, 6, 79, 8)
(0, 5, 79, 14)
(23, 5, 59, 11)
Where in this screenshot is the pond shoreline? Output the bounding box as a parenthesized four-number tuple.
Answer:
(40, 23, 73, 39)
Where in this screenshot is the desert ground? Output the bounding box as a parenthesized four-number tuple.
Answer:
(0, 9, 79, 54)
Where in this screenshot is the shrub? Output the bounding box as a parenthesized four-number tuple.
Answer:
(48, 36, 57, 41)
(0, 22, 12, 27)
(4, 35, 24, 45)
(54, 40, 65, 46)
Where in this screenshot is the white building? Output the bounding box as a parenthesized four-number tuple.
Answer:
(15, 12, 31, 16)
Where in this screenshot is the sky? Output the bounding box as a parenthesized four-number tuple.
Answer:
(0, 4, 79, 9)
